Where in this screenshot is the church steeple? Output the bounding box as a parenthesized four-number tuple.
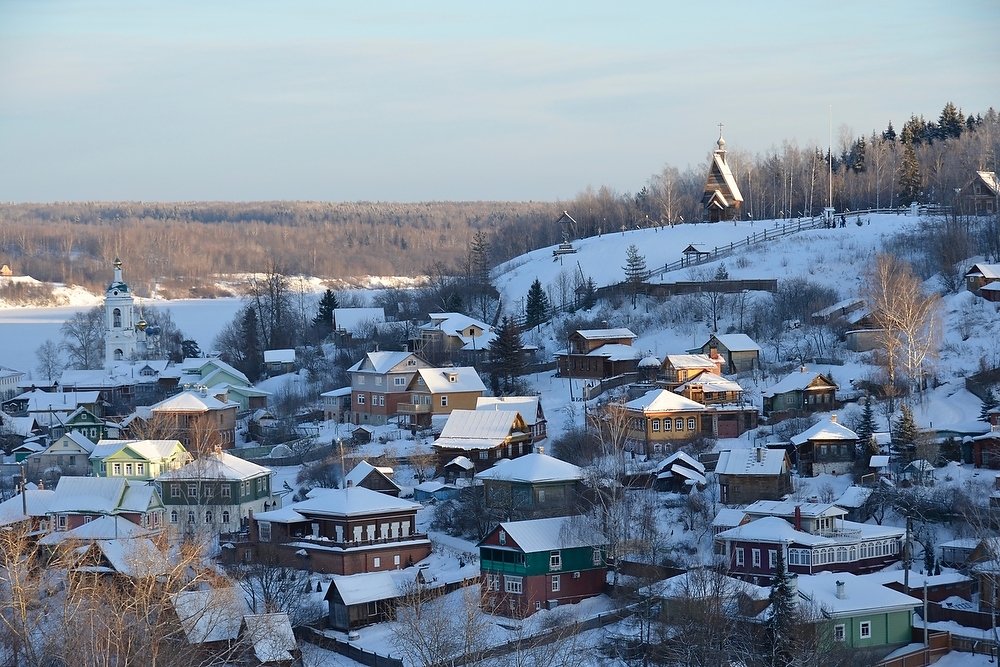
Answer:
(715, 123, 728, 164)
(104, 257, 145, 369)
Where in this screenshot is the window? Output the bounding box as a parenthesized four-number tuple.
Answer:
(136, 462, 144, 476)
(504, 576, 523, 594)
(188, 484, 198, 498)
(221, 485, 231, 498)
(651, 419, 660, 432)
(205, 511, 213, 524)
(373, 557, 381, 568)
(593, 548, 602, 566)
(394, 377, 406, 386)
(674, 418, 683, 431)
(487, 573, 500, 591)
(859, 621, 871, 639)
(440, 396, 448, 407)
(124, 463, 133, 476)
(535, 601, 542, 611)
(769, 550, 777, 569)
(358, 375, 365, 385)
(552, 575, 561, 592)
(736, 548, 745, 566)
(549, 551, 562, 570)
(687, 418, 696, 431)
(204, 485, 214, 497)
(834, 624, 845, 642)
(113, 308, 122, 328)
(83, 515, 93, 524)
(259, 521, 272, 542)
(57, 515, 67, 530)
(367, 602, 378, 616)
(394, 554, 400, 566)
(375, 376, 383, 385)
(112, 462, 122, 476)
(663, 418, 672, 431)
(499, 530, 506, 545)
(170, 510, 178, 523)
(187, 511, 196, 524)
(69, 455, 76, 466)
(376, 394, 384, 406)
(222, 510, 231, 524)
(752, 549, 761, 568)
(171, 483, 181, 498)
(357, 395, 366, 405)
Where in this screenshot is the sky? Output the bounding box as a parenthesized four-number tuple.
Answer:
(1, 0, 998, 203)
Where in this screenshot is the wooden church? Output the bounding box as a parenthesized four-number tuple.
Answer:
(701, 126, 744, 222)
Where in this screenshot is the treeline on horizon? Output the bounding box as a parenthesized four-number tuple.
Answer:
(1, 101, 996, 296)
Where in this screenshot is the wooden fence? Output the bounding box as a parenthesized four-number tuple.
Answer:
(298, 627, 404, 667)
(583, 372, 638, 400)
(876, 630, 951, 667)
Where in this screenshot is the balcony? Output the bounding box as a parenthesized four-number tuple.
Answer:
(816, 527, 863, 539)
(397, 403, 431, 415)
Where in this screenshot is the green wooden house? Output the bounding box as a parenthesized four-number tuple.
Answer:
(794, 572, 920, 650)
(91, 439, 190, 481)
(156, 451, 278, 535)
(479, 516, 607, 618)
(52, 406, 119, 442)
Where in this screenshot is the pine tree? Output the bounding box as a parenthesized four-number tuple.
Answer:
(239, 306, 263, 382)
(893, 404, 918, 451)
(856, 396, 878, 455)
(581, 277, 597, 310)
(898, 142, 922, 205)
(980, 387, 999, 422)
(524, 278, 549, 329)
(937, 102, 964, 140)
(767, 549, 797, 667)
(623, 244, 647, 309)
(489, 316, 524, 395)
(882, 121, 897, 142)
(312, 288, 339, 340)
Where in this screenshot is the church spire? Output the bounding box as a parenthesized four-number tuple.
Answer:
(716, 122, 727, 163)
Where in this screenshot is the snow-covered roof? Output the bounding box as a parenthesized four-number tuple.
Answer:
(583, 343, 641, 361)
(870, 455, 890, 468)
(489, 516, 607, 553)
(48, 476, 128, 514)
(658, 464, 707, 486)
(638, 355, 661, 368)
(334, 307, 387, 335)
(413, 367, 486, 394)
(863, 568, 971, 589)
(811, 298, 866, 319)
(414, 481, 455, 493)
(89, 439, 136, 460)
(157, 451, 271, 482)
(574, 328, 636, 341)
(790, 417, 858, 445)
(343, 460, 398, 489)
(38, 514, 153, 545)
(330, 570, 410, 606)
(422, 312, 491, 336)
(59, 370, 132, 388)
(835, 485, 873, 509)
(436, 409, 524, 450)
(708, 333, 760, 352)
(981, 281, 1000, 291)
(743, 500, 847, 520)
(475, 452, 583, 483)
(657, 450, 706, 474)
(715, 448, 788, 476)
(94, 538, 168, 577)
(905, 459, 935, 473)
(476, 396, 541, 426)
(348, 351, 417, 375)
(172, 588, 249, 644)
(151, 389, 235, 413)
(244, 613, 297, 663)
(445, 455, 475, 470)
(258, 486, 420, 521)
(665, 353, 724, 370)
(648, 569, 769, 601)
(458, 330, 497, 352)
(52, 431, 97, 454)
(966, 263, 1000, 280)
(15, 389, 100, 411)
(625, 389, 705, 413)
(711, 508, 747, 528)
(263, 349, 295, 364)
(711, 151, 744, 203)
(110, 439, 185, 462)
(180, 357, 250, 385)
(676, 372, 742, 394)
(795, 572, 921, 617)
(762, 367, 836, 397)
(0, 490, 55, 526)
(320, 386, 352, 398)
(715, 516, 832, 546)
(977, 171, 1000, 195)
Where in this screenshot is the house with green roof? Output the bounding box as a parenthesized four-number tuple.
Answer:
(479, 516, 607, 618)
(51, 406, 120, 442)
(156, 451, 277, 535)
(91, 439, 190, 481)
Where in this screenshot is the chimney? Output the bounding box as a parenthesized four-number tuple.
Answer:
(835, 580, 846, 599)
(709, 346, 719, 360)
(346, 479, 354, 488)
(756, 447, 764, 463)
(794, 505, 802, 531)
(829, 414, 837, 424)
(800, 365, 806, 373)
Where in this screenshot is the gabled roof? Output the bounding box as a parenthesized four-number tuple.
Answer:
(975, 171, 1000, 196)
(763, 367, 838, 398)
(583, 343, 641, 361)
(157, 450, 271, 482)
(344, 460, 399, 490)
(329, 570, 410, 606)
(348, 351, 419, 375)
(715, 448, 788, 476)
(334, 307, 387, 335)
(707, 333, 760, 353)
(420, 312, 491, 337)
(181, 357, 250, 385)
(966, 263, 1000, 280)
(255, 486, 420, 521)
(445, 455, 475, 470)
(743, 500, 847, 520)
(790, 417, 858, 445)
(244, 613, 297, 663)
(714, 516, 832, 546)
(50, 430, 97, 454)
(93, 538, 168, 577)
(171, 588, 249, 644)
(836, 485, 873, 509)
(320, 386, 352, 398)
(794, 572, 921, 617)
(435, 409, 526, 450)
(476, 396, 542, 426)
(657, 451, 706, 474)
(625, 389, 705, 413)
(485, 516, 607, 553)
(711, 508, 747, 528)
(104, 439, 186, 463)
(412, 367, 486, 394)
(38, 514, 153, 545)
(676, 372, 742, 394)
(14, 389, 100, 411)
(475, 452, 583, 483)
(0, 490, 55, 526)
(151, 389, 235, 413)
(574, 328, 637, 341)
(48, 476, 128, 514)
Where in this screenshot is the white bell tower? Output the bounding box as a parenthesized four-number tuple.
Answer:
(104, 258, 146, 369)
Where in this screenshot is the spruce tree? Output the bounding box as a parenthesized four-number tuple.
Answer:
(856, 396, 878, 455)
(581, 277, 597, 310)
(312, 288, 339, 340)
(623, 244, 647, 309)
(239, 306, 263, 382)
(767, 549, 797, 667)
(524, 278, 549, 329)
(489, 316, 524, 395)
(980, 387, 999, 422)
(898, 142, 922, 205)
(893, 404, 918, 455)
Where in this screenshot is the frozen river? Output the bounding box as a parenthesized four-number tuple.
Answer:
(0, 298, 247, 377)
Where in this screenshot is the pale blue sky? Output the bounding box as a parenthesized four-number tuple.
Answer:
(1, 0, 997, 202)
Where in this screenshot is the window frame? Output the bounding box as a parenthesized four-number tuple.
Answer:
(504, 575, 523, 594)
(834, 624, 845, 641)
(859, 621, 871, 639)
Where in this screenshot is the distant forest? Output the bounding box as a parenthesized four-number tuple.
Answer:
(2, 102, 996, 296)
